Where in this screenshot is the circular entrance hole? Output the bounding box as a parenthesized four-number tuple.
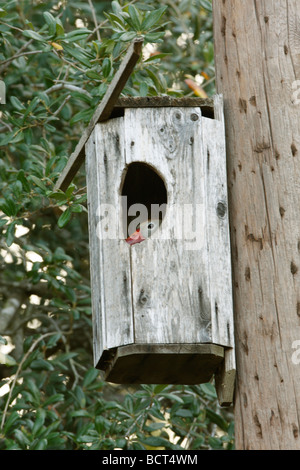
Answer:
(121, 162, 167, 240)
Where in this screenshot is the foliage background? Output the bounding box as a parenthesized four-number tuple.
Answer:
(0, 0, 234, 450)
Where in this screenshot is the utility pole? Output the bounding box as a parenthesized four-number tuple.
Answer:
(213, 0, 300, 449)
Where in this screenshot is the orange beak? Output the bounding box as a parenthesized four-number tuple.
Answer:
(126, 228, 146, 245)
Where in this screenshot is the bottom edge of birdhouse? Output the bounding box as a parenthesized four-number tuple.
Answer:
(96, 343, 225, 385)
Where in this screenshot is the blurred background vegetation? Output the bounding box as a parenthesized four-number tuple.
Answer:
(0, 0, 234, 450)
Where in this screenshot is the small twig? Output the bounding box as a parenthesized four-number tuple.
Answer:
(0, 20, 24, 33)
(87, 0, 101, 42)
(0, 120, 13, 133)
(0, 332, 56, 431)
(45, 83, 92, 98)
(0, 50, 43, 70)
(52, 94, 71, 116)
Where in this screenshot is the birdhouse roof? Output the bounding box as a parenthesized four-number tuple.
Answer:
(111, 96, 215, 120)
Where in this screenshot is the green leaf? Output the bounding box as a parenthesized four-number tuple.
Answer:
(200, 382, 217, 398)
(43, 11, 56, 36)
(102, 57, 111, 78)
(144, 52, 170, 62)
(17, 169, 31, 192)
(175, 408, 193, 418)
(0, 197, 17, 216)
(62, 43, 93, 67)
(0, 335, 7, 345)
(119, 31, 137, 42)
(53, 246, 72, 261)
(141, 6, 167, 32)
(140, 436, 170, 448)
(145, 422, 166, 432)
(139, 81, 148, 96)
(56, 22, 64, 36)
(115, 438, 127, 449)
(65, 183, 76, 198)
(74, 385, 86, 408)
(31, 358, 54, 371)
(29, 175, 48, 192)
(205, 408, 229, 432)
(48, 191, 68, 202)
(46, 333, 62, 349)
(57, 207, 71, 228)
(70, 108, 93, 125)
(31, 438, 48, 450)
(14, 428, 31, 448)
(144, 32, 165, 42)
(128, 5, 142, 31)
(32, 408, 46, 436)
(69, 410, 91, 418)
(111, 1, 123, 15)
(0, 217, 7, 227)
(23, 96, 40, 119)
(105, 13, 126, 31)
(64, 28, 92, 41)
(3, 411, 20, 434)
(83, 368, 99, 388)
(208, 436, 223, 450)
(200, 0, 213, 12)
(153, 384, 169, 394)
(23, 29, 45, 42)
(160, 392, 184, 403)
(0, 132, 15, 147)
(0, 351, 17, 366)
(43, 394, 65, 406)
(86, 70, 102, 80)
(70, 204, 84, 213)
(5, 222, 16, 247)
(10, 95, 25, 111)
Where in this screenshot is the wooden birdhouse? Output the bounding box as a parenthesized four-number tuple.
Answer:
(84, 95, 236, 406)
(54, 38, 235, 406)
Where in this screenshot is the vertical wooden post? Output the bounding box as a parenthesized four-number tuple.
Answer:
(213, 0, 300, 449)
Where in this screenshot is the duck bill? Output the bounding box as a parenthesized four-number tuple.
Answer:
(126, 230, 145, 245)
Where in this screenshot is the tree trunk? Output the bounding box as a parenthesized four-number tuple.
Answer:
(213, 0, 300, 449)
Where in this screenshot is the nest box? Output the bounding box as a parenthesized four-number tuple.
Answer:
(85, 95, 235, 406)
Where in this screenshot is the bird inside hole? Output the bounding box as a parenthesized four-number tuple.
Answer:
(126, 219, 161, 245)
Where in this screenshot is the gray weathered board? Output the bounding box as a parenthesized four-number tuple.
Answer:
(85, 96, 235, 401)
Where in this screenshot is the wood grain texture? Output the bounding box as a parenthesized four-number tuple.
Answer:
(125, 107, 211, 345)
(85, 118, 134, 365)
(213, 0, 300, 449)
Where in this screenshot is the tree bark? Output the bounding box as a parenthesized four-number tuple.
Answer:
(213, 0, 300, 449)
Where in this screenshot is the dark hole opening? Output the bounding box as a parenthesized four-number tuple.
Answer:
(121, 162, 167, 239)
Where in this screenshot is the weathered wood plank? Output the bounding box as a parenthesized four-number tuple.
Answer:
(202, 113, 234, 348)
(85, 130, 103, 366)
(85, 118, 134, 366)
(124, 106, 213, 344)
(55, 38, 143, 192)
(215, 347, 236, 407)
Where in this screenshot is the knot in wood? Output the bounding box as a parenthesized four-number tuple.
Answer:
(190, 113, 199, 121)
(216, 201, 227, 219)
(139, 289, 149, 306)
